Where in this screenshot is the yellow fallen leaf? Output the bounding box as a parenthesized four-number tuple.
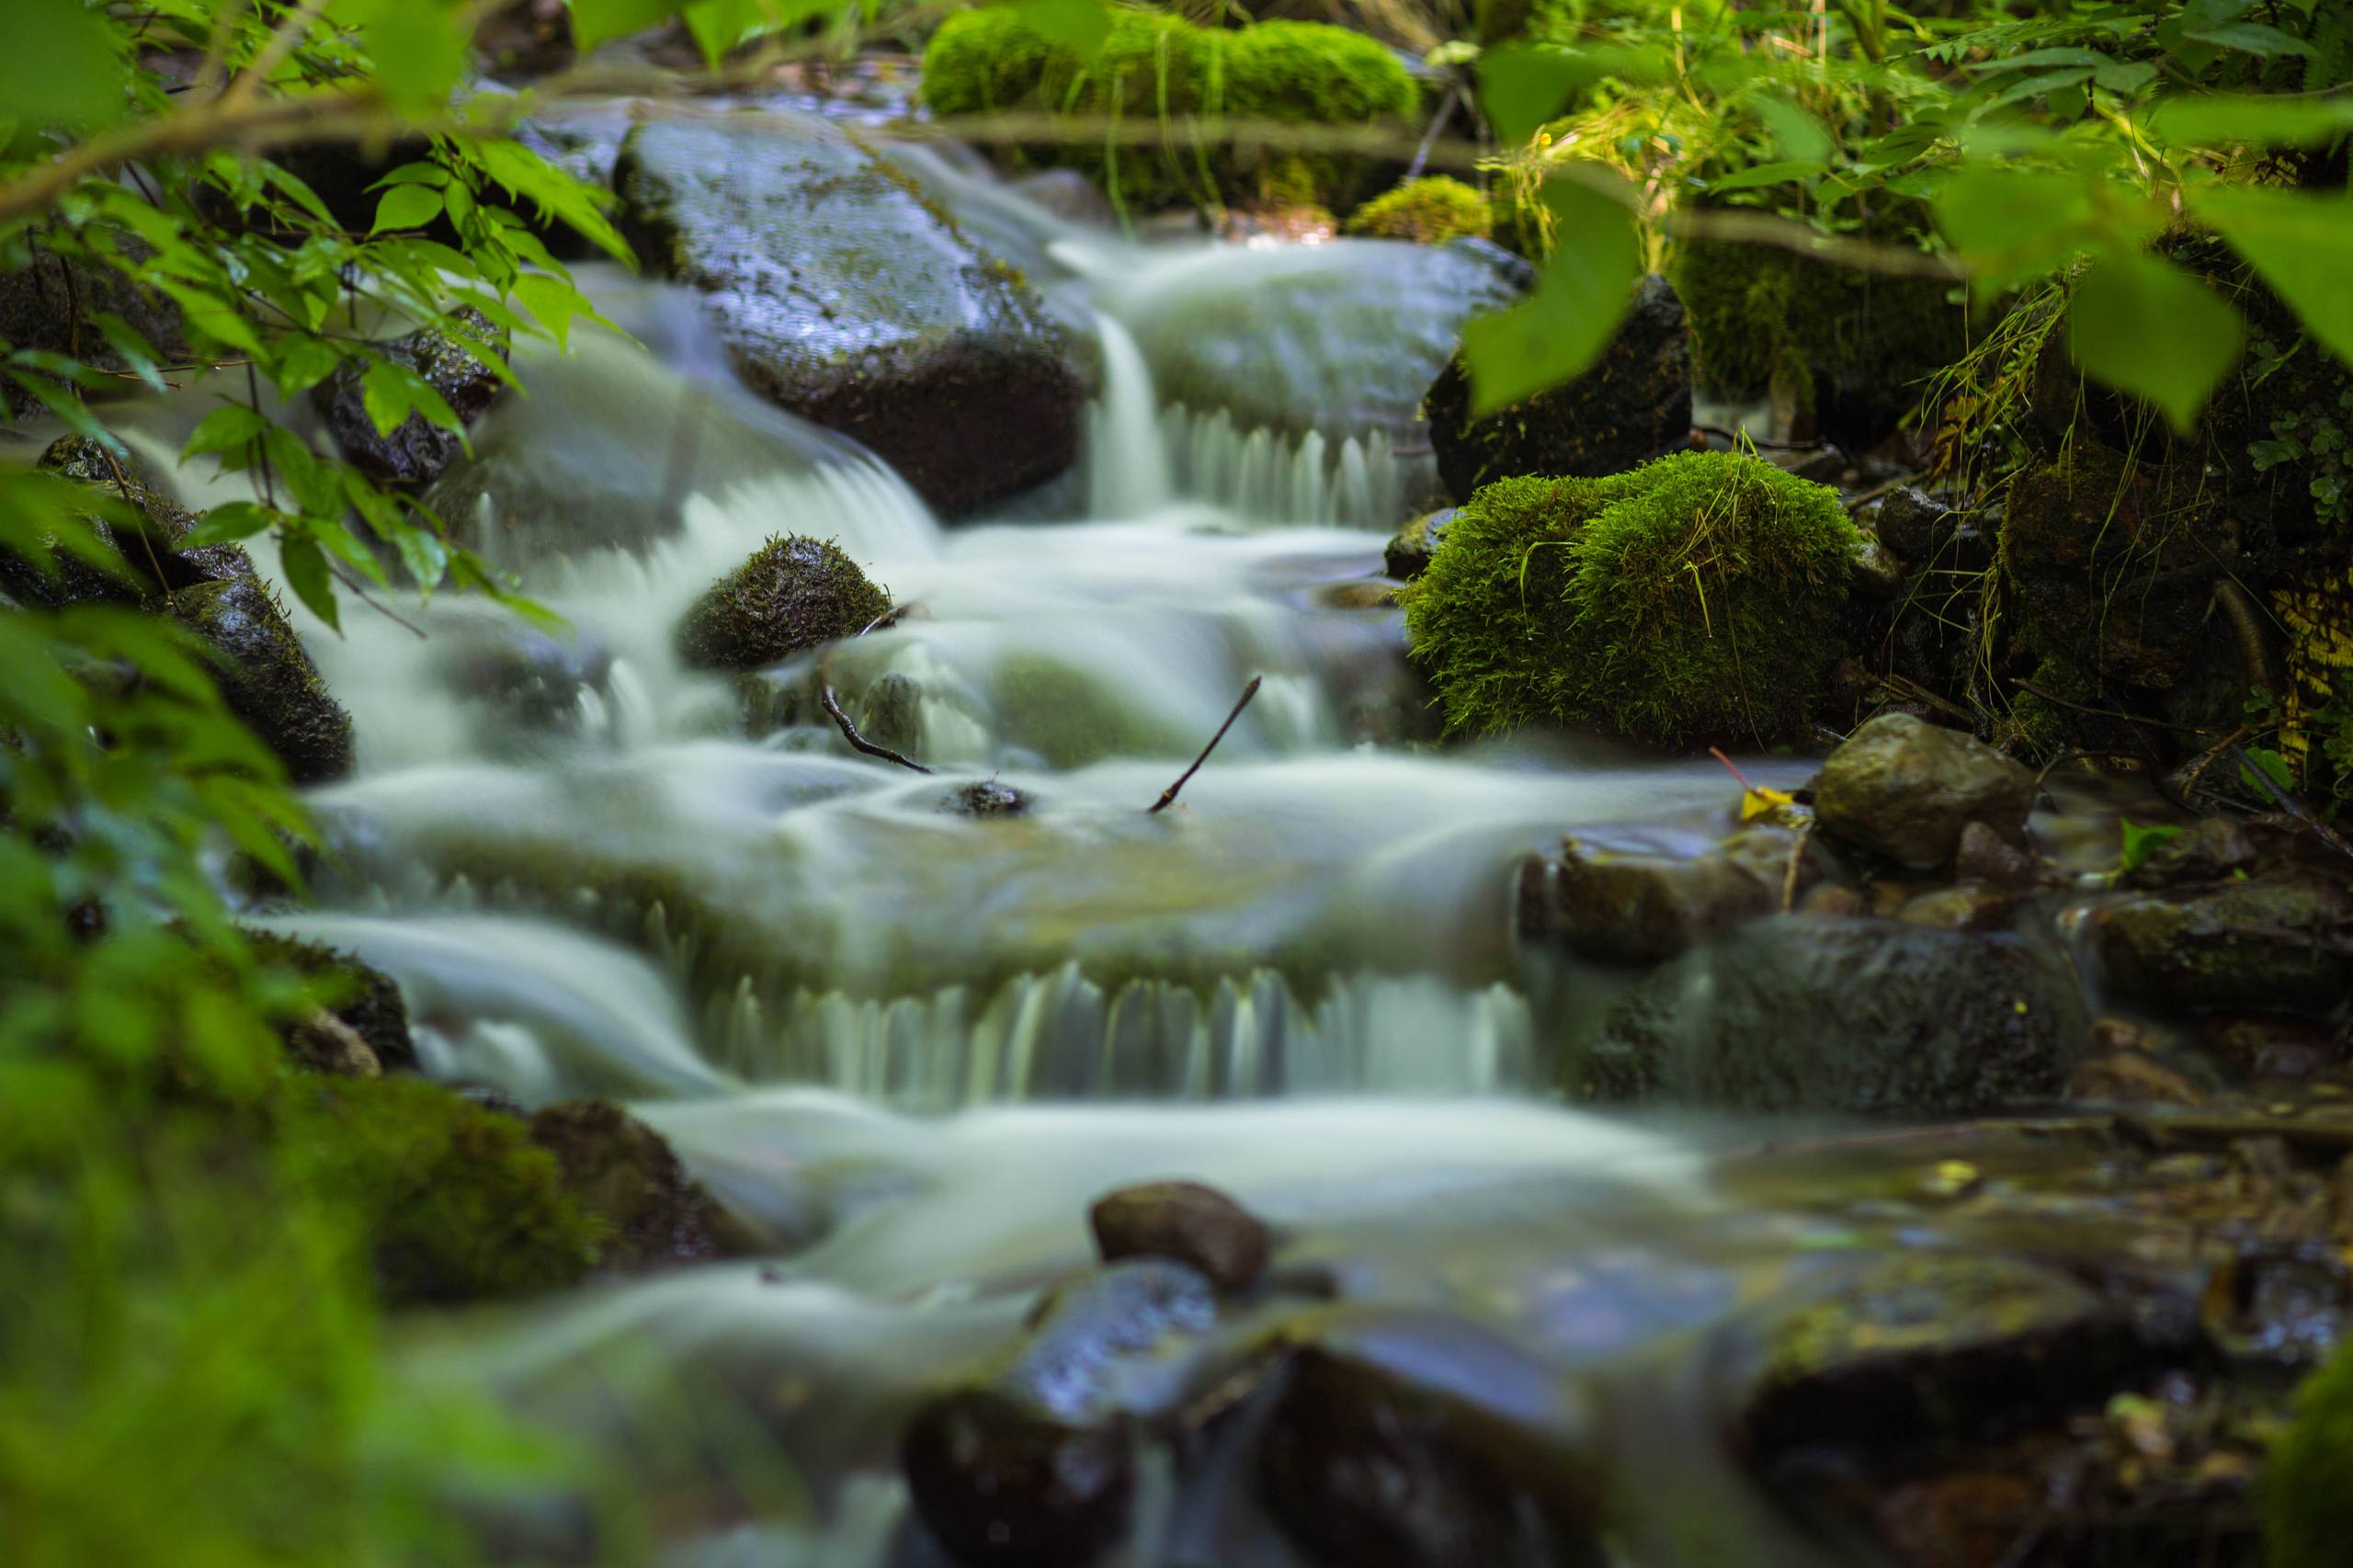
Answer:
(1740, 786, 1796, 822)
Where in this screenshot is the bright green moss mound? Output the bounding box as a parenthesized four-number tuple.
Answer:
(2263, 1341, 2353, 1568)
(1344, 176, 1493, 244)
(290, 1076, 602, 1307)
(1399, 450, 1859, 747)
(1667, 234, 1965, 439)
(921, 8, 1417, 212)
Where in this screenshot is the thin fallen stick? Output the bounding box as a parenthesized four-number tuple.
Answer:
(821, 681, 933, 774)
(1150, 676, 1261, 815)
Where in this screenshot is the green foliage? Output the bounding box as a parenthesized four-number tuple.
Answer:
(1346, 176, 1494, 243)
(1399, 450, 1860, 747)
(2117, 818, 2185, 873)
(920, 6, 1419, 212)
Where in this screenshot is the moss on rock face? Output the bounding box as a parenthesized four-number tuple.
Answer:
(1343, 176, 1493, 244)
(675, 534, 892, 672)
(920, 9, 1417, 213)
(249, 931, 419, 1074)
(2263, 1341, 2353, 1568)
(168, 578, 356, 784)
(290, 1076, 600, 1306)
(1666, 233, 1965, 448)
(1398, 449, 1859, 747)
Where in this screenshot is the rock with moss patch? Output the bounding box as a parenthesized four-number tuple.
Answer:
(1527, 833, 1778, 965)
(0, 246, 187, 420)
(616, 113, 1086, 517)
(1667, 230, 1965, 449)
(1346, 176, 1494, 244)
(2093, 879, 2353, 1017)
(310, 306, 506, 492)
(921, 9, 1417, 214)
(674, 534, 892, 672)
(1399, 449, 1859, 748)
(168, 579, 356, 784)
(1581, 916, 2084, 1114)
(945, 779, 1031, 816)
(1424, 274, 1692, 502)
(6, 436, 259, 609)
(2264, 1337, 2353, 1568)
(1384, 508, 1452, 580)
(250, 930, 418, 1074)
(527, 1097, 731, 1272)
(290, 1075, 601, 1307)
(1812, 712, 2036, 869)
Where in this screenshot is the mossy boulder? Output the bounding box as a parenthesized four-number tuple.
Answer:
(1666, 232, 1965, 449)
(167, 578, 355, 783)
(1399, 449, 1859, 748)
(1423, 273, 1692, 501)
(674, 534, 892, 672)
(527, 1098, 731, 1272)
(615, 113, 1086, 517)
(921, 9, 1418, 214)
(309, 305, 506, 492)
(0, 244, 187, 419)
(1345, 176, 1493, 244)
(2092, 879, 2353, 1018)
(1580, 916, 2085, 1114)
(2263, 1338, 2353, 1568)
(290, 1075, 601, 1307)
(250, 931, 418, 1075)
(6, 436, 259, 610)
(1384, 507, 1452, 580)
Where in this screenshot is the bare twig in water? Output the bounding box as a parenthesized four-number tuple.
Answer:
(855, 600, 917, 638)
(1150, 676, 1262, 814)
(820, 681, 933, 774)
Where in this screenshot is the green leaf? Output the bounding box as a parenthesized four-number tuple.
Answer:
(2092, 60, 2158, 94)
(1480, 44, 1586, 146)
(510, 272, 580, 352)
(1708, 160, 1827, 192)
(372, 185, 445, 234)
(681, 0, 761, 62)
(2065, 251, 2244, 435)
(569, 0, 689, 52)
(181, 503, 283, 548)
(350, 0, 472, 114)
(1008, 0, 1110, 62)
(2117, 818, 2183, 873)
(1933, 165, 2164, 297)
(1752, 94, 1835, 166)
(1461, 175, 1641, 415)
(1969, 46, 2107, 74)
(2189, 186, 2353, 369)
(361, 359, 415, 437)
(2151, 93, 2353, 149)
(2240, 746, 2294, 796)
(0, 0, 128, 130)
(183, 404, 270, 460)
(277, 534, 341, 634)
(2184, 22, 2313, 56)
(151, 280, 264, 358)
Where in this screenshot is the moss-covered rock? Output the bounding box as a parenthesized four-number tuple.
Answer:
(250, 931, 418, 1075)
(527, 1098, 730, 1272)
(309, 306, 506, 494)
(1423, 273, 1692, 502)
(0, 244, 187, 420)
(615, 113, 1086, 517)
(6, 436, 259, 610)
(991, 654, 1193, 767)
(1399, 449, 1859, 748)
(1344, 176, 1493, 244)
(168, 578, 356, 784)
(290, 1075, 601, 1307)
(1666, 232, 1965, 449)
(920, 9, 1417, 214)
(2093, 879, 2353, 1018)
(1384, 508, 1452, 580)
(2263, 1338, 2353, 1568)
(674, 534, 892, 672)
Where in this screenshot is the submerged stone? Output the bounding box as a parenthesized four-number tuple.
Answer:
(1384, 508, 1452, 581)
(1531, 835, 1776, 965)
(902, 1388, 1134, 1568)
(1583, 916, 2084, 1115)
(616, 113, 1086, 517)
(1423, 273, 1692, 503)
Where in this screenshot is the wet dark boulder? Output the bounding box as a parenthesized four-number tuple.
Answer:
(1813, 712, 2037, 869)
(167, 578, 356, 784)
(1089, 1180, 1269, 1294)
(8, 436, 259, 608)
(310, 306, 507, 492)
(1383, 507, 1451, 580)
(674, 534, 892, 672)
(2117, 816, 2258, 891)
(1256, 1312, 1607, 1568)
(1870, 485, 1989, 573)
(902, 1389, 1134, 1568)
(1723, 1252, 2169, 1465)
(943, 779, 1031, 817)
(1525, 834, 1779, 966)
(2093, 879, 2353, 1017)
(527, 1098, 731, 1271)
(1581, 916, 2085, 1115)
(0, 245, 188, 419)
(1423, 273, 1692, 504)
(1953, 819, 2038, 892)
(615, 113, 1086, 517)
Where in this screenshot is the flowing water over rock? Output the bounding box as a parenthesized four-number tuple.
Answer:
(138, 149, 2325, 1568)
